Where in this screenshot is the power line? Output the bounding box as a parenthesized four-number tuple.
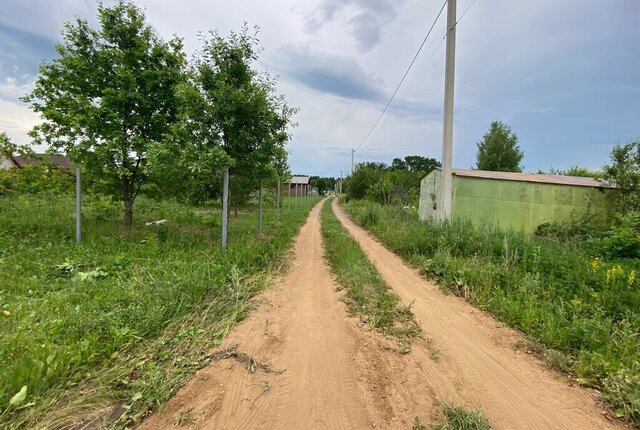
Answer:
(352, 0, 448, 154)
(312, 0, 480, 177)
(458, 0, 478, 24)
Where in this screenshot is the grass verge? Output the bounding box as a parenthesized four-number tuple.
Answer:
(320, 199, 419, 353)
(0, 194, 320, 428)
(342, 199, 640, 426)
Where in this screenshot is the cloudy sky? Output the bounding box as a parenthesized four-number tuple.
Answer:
(1, 0, 638, 176)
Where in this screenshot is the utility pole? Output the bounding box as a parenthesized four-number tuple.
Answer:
(340, 170, 343, 194)
(440, 0, 457, 221)
(351, 148, 355, 175)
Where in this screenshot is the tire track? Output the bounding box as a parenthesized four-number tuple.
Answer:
(332, 199, 624, 430)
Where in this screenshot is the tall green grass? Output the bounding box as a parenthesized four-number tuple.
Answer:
(320, 200, 419, 352)
(0, 194, 319, 428)
(342, 200, 640, 426)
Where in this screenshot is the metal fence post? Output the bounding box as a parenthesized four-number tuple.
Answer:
(258, 179, 263, 235)
(276, 177, 281, 224)
(221, 167, 229, 252)
(75, 167, 81, 244)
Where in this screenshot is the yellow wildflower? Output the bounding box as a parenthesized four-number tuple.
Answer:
(628, 271, 636, 286)
(590, 257, 601, 273)
(606, 265, 625, 284)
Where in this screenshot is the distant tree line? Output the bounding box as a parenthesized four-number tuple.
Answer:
(344, 155, 440, 205)
(16, 1, 296, 225)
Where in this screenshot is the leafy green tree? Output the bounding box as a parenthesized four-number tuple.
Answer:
(190, 26, 296, 210)
(309, 176, 336, 195)
(22, 1, 186, 225)
(604, 140, 640, 214)
(475, 121, 524, 172)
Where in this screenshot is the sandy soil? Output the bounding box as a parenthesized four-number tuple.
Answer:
(332, 199, 624, 430)
(138, 200, 439, 430)
(137, 199, 625, 430)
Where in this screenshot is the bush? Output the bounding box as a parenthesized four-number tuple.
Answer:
(599, 212, 640, 259)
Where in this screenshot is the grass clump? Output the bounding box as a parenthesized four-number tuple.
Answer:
(342, 199, 640, 426)
(320, 199, 419, 352)
(430, 404, 492, 430)
(0, 194, 320, 428)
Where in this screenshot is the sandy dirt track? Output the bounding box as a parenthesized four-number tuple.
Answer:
(139, 200, 439, 429)
(332, 199, 623, 430)
(138, 199, 624, 430)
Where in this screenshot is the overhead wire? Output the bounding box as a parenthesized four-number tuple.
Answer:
(352, 0, 448, 155)
(312, 0, 480, 177)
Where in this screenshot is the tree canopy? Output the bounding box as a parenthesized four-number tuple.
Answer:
(23, 1, 186, 225)
(475, 121, 524, 172)
(22, 3, 296, 220)
(345, 156, 440, 205)
(604, 140, 640, 214)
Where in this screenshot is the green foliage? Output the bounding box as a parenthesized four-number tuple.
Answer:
(0, 194, 319, 428)
(599, 212, 640, 259)
(343, 200, 640, 425)
(0, 164, 75, 195)
(546, 166, 604, 179)
(166, 25, 296, 207)
(431, 404, 492, 430)
(22, 1, 186, 225)
(309, 176, 336, 195)
(604, 140, 640, 214)
(320, 200, 419, 353)
(475, 121, 524, 172)
(0, 131, 17, 157)
(344, 155, 439, 205)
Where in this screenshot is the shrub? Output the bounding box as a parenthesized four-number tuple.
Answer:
(598, 212, 640, 259)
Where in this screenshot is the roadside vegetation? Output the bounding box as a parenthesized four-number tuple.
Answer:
(342, 198, 640, 424)
(0, 193, 318, 428)
(320, 200, 419, 353)
(430, 404, 492, 430)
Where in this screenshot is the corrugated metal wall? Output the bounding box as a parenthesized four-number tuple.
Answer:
(420, 173, 615, 233)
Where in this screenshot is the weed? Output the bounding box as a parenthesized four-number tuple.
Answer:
(320, 199, 420, 352)
(413, 416, 427, 430)
(431, 404, 492, 430)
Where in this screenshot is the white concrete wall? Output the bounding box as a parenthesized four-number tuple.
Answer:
(418, 169, 443, 221)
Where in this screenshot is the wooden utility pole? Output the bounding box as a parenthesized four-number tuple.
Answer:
(440, 0, 457, 221)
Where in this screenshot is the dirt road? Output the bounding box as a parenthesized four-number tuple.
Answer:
(139, 200, 623, 429)
(332, 199, 622, 430)
(139, 200, 436, 429)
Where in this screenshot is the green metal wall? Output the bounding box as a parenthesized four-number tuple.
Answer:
(452, 176, 614, 233)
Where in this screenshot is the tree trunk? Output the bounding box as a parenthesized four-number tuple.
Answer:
(122, 177, 133, 227)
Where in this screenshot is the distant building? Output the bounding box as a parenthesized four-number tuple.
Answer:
(286, 176, 311, 197)
(419, 168, 616, 233)
(0, 154, 73, 170)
